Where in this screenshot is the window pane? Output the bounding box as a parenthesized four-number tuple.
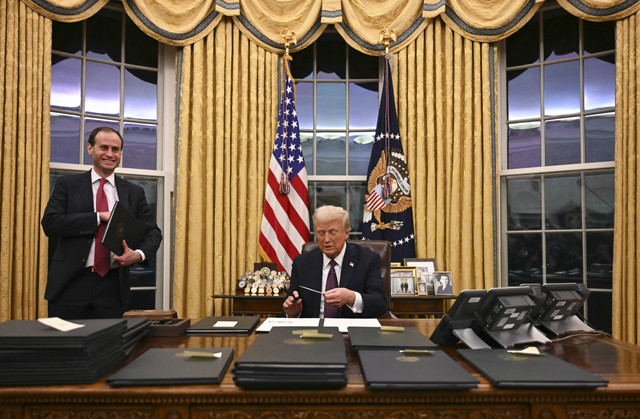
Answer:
(314, 182, 347, 214)
(296, 82, 313, 129)
(349, 82, 378, 129)
(316, 82, 346, 128)
(349, 183, 367, 233)
(125, 18, 158, 68)
(584, 55, 615, 111)
(543, 9, 578, 62)
(85, 61, 120, 116)
(291, 46, 313, 80)
(349, 48, 379, 79)
(50, 113, 81, 164)
(128, 289, 155, 310)
(507, 177, 541, 230)
(300, 133, 314, 174)
(507, 233, 542, 286)
(316, 132, 345, 175)
(545, 117, 580, 166)
(507, 67, 540, 120)
(51, 56, 81, 111)
(349, 132, 374, 175)
(317, 33, 345, 80)
(508, 122, 541, 169)
(546, 232, 582, 280)
(585, 172, 614, 228)
(587, 291, 612, 334)
(124, 69, 158, 121)
(122, 123, 157, 170)
(545, 175, 581, 230)
(544, 60, 580, 116)
(584, 20, 615, 55)
(585, 113, 615, 163)
(86, 8, 122, 62)
(52, 20, 82, 55)
(506, 14, 539, 67)
(83, 118, 120, 165)
(586, 231, 613, 289)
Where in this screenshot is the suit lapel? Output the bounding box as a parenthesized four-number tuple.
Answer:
(114, 176, 130, 209)
(79, 170, 94, 211)
(339, 243, 357, 289)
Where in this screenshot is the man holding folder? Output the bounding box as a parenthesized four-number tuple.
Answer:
(42, 127, 162, 319)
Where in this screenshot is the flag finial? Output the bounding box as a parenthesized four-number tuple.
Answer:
(281, 29, 297, 56)
(379, 28, 396, 54)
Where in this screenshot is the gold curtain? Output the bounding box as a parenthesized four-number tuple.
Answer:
(395, 18, 497, 292)
(0, 0, 50, 321)
(613, 13, 640, 344)
(23, 0, 640, 51)
(173, 18, 279, 318)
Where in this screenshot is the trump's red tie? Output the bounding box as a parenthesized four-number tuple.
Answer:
(94, 178, 110, 276)
(324, 259, 338, 318)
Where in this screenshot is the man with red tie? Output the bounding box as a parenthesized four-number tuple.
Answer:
(283, 205, 386, 318)
(42, 127, 162, 319)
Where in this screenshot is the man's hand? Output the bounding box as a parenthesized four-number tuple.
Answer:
(113, 240, 142, 267)
(99, 211, 111, 223)
(323, 287, 355, 308)
(283, 290, 303, 317)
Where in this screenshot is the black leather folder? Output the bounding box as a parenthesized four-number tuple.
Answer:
(106, 347, 234, 386)
(348, 326, 437, 350)
(234, 327, 347, 370)
(233, 327, 347, 389)
(102, 201, 146, 255)
(187, 316, 260, 334)
(358, 349, 479, 390)
(457, 348, 608, 388)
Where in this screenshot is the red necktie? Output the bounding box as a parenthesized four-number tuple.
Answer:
(94, 178, 110, 276)
(323, 259, 339, 318)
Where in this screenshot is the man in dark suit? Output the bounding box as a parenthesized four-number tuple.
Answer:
(283, 205, 386, 318)
(42, 127, 162, 319)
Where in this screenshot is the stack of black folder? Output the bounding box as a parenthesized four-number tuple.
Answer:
(350, 326, 478, 390)
(233, 327, 348, 389)
(0, 318, 132, 386)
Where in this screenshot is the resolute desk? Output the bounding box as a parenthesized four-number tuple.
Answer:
(2, 319, 640, 419)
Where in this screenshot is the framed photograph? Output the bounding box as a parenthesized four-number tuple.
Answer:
(390, 266, 417, 296)
(390, 262, 402, 267)
(416, 280, 428, 296)
(404, 258, 437, 294)
(434, 272, 454, 295)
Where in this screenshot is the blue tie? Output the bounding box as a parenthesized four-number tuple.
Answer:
(324, 259, 339, 318)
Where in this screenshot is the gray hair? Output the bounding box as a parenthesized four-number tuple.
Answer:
(313, 205, 350, 231)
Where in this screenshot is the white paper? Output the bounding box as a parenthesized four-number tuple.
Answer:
(256, 317, 320, 333)
(322, 318, 381, 333)
(38, 317, 85, 332)
(213, 321, 238, 328)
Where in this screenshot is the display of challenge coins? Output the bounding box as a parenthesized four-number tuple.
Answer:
(238, 266, 289, 296)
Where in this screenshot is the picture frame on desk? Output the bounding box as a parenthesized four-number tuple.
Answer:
(434, 271, 454, 295)
(417, 280, 428, 295)
(391, 266, 417, 296)
(404, 258, 438, 295)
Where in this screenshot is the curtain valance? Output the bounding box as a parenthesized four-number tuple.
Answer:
(20, 0, 640, 50)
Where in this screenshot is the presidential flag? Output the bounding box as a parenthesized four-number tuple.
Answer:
(362, 54, 416, 262)
(259, 55, 310, 275)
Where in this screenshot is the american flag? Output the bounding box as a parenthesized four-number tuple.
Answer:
(259, 55, 310, 275)
(362, 53, 416, 262)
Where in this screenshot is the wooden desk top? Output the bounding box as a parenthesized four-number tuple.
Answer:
(2, 319, 640, 419)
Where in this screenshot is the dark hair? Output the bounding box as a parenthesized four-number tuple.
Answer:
(88, 127, 123, 148)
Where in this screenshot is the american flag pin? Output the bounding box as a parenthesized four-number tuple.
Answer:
(350, 262, 354, 267)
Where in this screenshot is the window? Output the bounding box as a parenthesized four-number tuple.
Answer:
(291, 32, 380, 237)
(501, 6, 615, 333)
(49, 5, 175, 310)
